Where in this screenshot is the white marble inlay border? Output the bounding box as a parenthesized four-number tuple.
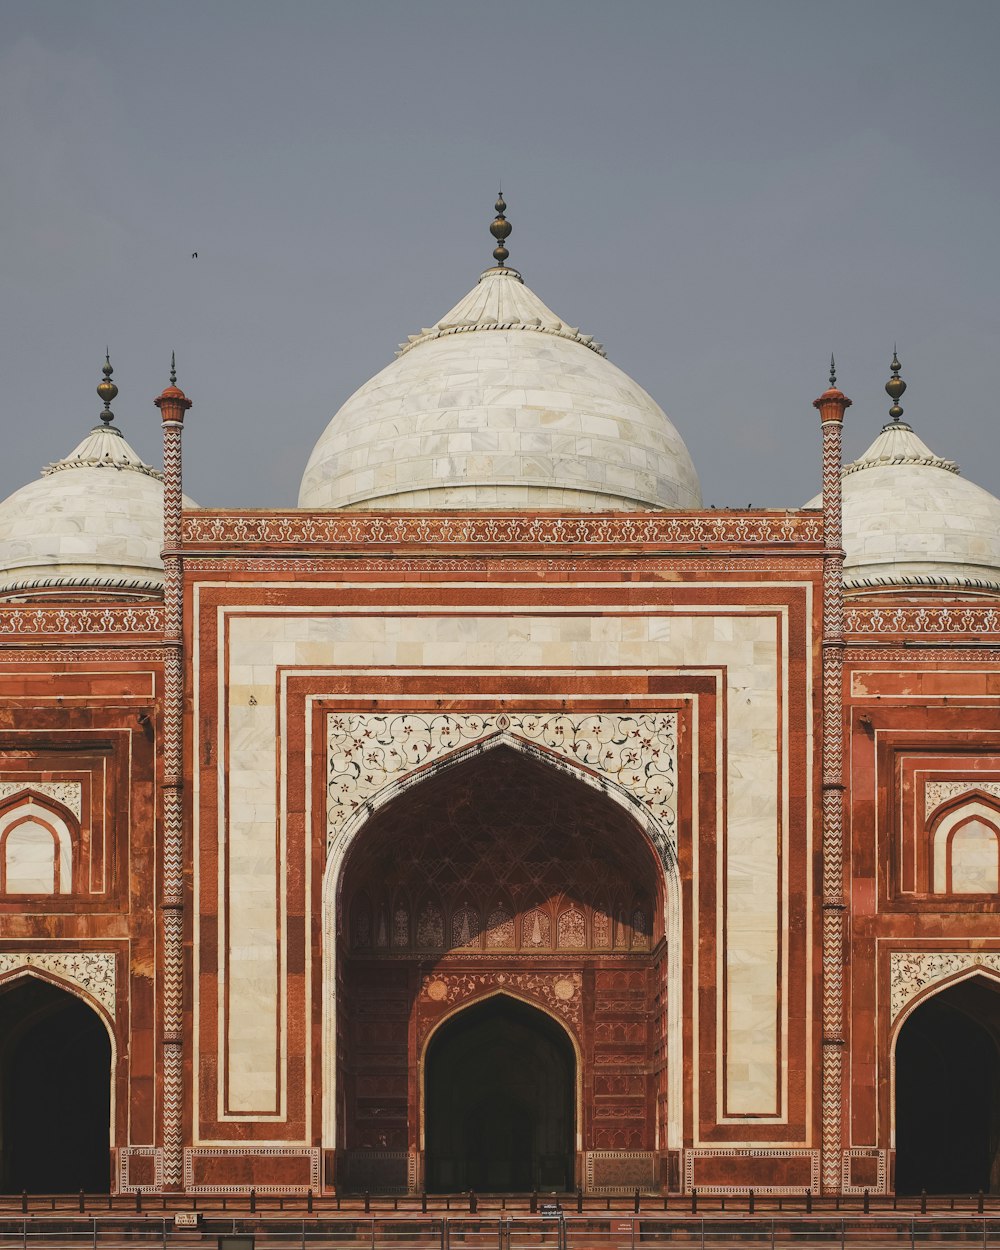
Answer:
(0, 781, 82, 820)
(890, 950, 1000, 1023)
(925, 780, 1000, 818)
(0, 951, 116, 1015)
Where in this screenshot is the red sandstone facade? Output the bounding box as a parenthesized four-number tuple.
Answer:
(1, 373, 999, 1199)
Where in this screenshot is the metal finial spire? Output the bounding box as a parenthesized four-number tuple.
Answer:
(96, 351, 118, 426)
(829, 354, 837, 388)
(169, 351, 177, 386)
(885, 346, 906, 421)
(489, 191, 511, 267)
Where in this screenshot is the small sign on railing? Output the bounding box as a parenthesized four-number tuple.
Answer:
(174, 1211, 200, 1228)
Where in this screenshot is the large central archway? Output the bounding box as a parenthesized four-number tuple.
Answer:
(424, 995, 575, 1192)
(332, 740, 670, 1193)
(895, 977, 1000, 1194)
(0, 977, 112, 1193)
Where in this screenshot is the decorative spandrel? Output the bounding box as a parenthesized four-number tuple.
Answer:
(327, 711, 677, 861)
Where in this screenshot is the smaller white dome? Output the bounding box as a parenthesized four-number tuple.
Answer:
(0, 423, 193, 599)
(806, 420, 1000, 594)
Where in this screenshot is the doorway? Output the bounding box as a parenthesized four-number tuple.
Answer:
(424, 995, 574, 1192)
(0, 978, 112, 1193)
(895, 978, 1000, 1194)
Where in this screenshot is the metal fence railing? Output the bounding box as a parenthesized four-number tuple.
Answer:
(3, 1215, 1000, 1250)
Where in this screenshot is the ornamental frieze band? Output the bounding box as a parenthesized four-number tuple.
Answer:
(181, 510, 823, 549)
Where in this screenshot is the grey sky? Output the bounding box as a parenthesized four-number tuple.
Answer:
(2, 1, 998, 510)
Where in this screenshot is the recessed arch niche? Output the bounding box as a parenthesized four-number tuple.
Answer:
(329, 738, 673, 1193)
(423, 993, 576, 1192)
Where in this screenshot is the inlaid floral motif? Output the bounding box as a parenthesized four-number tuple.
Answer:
(889, 950, 1000, 1022)
(328, 712, 677, 870)
(0, 951, 116, 1016)
(0, 782, 83, 820)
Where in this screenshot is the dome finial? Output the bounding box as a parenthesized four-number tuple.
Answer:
(489, 189, 511, 267)
(885, 345, 906, 421)
(169, 350, 177, 387)
(96, 350, 119, 426)
(829, 353, 837, 388)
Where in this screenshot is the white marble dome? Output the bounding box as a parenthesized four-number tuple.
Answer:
(0, 422, 191, 599)
(806, 420, 1000, 593)
(299, 265, 701, 511)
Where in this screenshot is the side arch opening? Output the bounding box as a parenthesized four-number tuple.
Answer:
(894, 974, 1000, 1194)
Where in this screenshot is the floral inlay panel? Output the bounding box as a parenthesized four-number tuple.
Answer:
(0, 781, 83, 820)
(0, 951, 116, 1016)
(419, 970, 582, 1033)
(925, 781, 1000, 818)
(328, 712, 677, 862)
(889, 951, 1000, 1022)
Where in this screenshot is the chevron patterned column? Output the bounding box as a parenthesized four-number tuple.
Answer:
(155, 357, 192, 1188)
(814, 361, 851, 1192)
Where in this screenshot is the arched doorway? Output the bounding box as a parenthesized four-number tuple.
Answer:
(424, 995, 574, 1192)
(895, 977, 1000, 1194)
(334, 741, 668, 1193)
(0, 977, 112, 1193)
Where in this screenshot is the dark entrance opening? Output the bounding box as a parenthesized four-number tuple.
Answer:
(0, 978, 111, 1193)
(424, 995, 574, 1193)
(895, 978, 1000, 1194)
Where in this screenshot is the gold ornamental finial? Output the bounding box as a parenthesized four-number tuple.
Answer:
(96, 351, 118, 426)
(490, 190, 511, 266)
(885, 346, 906, 421)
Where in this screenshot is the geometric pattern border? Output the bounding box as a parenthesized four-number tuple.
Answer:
(682, 1148, 821, 1195)
(841, 1148, 888, 1196)
(183, 511, 824, 549)
(182, 1147, 321, 1195)
(117, 1146, 163, 1194)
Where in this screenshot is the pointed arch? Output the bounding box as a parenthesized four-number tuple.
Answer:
(321, 730, 681, 1155)
(418, 989, 582, 1186)
(0, 792, 78, 896)
(0, 970, 116, 1191)
(890, 971, 1000, 1192)
(929, 798, 1000, 894)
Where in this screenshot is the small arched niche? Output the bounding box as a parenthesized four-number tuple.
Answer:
(930, 798, 1000, 895)
(0, 794, 75, 896)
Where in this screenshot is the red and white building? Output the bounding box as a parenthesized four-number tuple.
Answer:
(1, 213, 998, 1198)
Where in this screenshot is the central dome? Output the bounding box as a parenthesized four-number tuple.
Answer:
(299, 264, 701, 511)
